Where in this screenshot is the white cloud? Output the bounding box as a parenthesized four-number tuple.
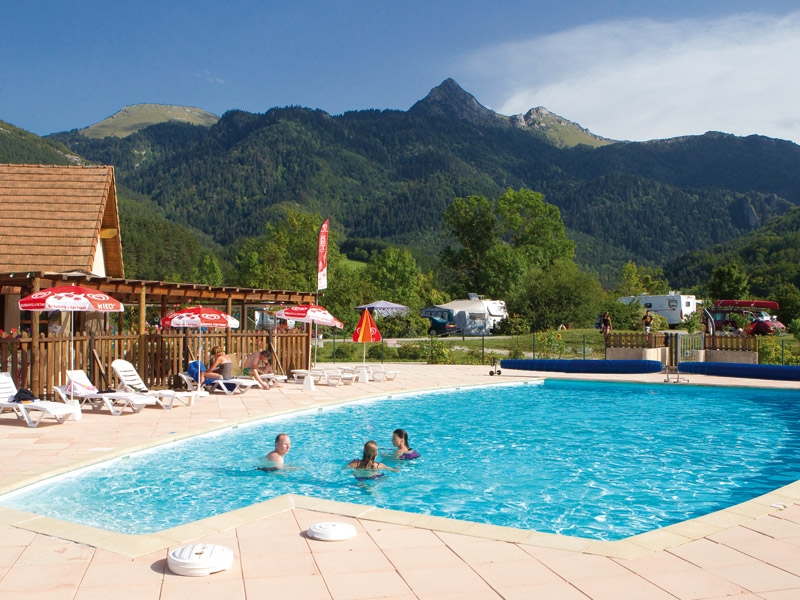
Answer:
(462, 12, 800, 143)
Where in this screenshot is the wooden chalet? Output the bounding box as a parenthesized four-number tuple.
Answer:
(0, 164, 316, 397)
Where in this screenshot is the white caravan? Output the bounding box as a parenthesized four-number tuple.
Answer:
(617, 292, 699, 328)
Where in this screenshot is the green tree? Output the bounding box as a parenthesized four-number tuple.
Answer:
(494, 188, 575, 266)
(708, 264, 749, 301)
(508, 261, 604, 331)
(363, 247, 423, 309)
(615, 261, 669, 296)
(440, 195, 497, 295)
(440, 188, 574, 299)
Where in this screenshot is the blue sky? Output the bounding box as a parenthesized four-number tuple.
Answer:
(3, 1, 800, 143)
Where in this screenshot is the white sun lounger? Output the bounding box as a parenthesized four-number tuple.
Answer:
(0, 372, 76, 427)
(179, 370, 258, 395)
(111, 359, 194, 408)
(371, 366, 399, 382)
(53, 370, 158, 416)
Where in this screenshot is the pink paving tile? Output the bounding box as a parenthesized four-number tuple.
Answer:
(398, 564, 501, 598)
(240, 550, 318, 578)
(620, 550, 749, 598)
(471, 557, 567, 587)
(0, 546, 25, 568)
(367, 526, 447, 550)
(13, 538, 95, 566)
(381, 544, 466, 569)
(528, 549, 631, 582)
(73, 583, 163, 600)
(237, 531, 311, 556)
(444, 538, 532, 564)
(235, 513, 303, 537)
(745, 514, 800, 538)
(244, 573, 332, 599)
(494, 581, 592, 600)
(711, 562, 800, 594)
(0, 562, 86, 592)
(323, 569, 414, 600)
(80, 553, 168, 587)
(760, 590, 800, 600)
(160, 578, 246, 600)
(668, 537, 755, 568)
(0, 527, 36, 547)
(313, 547, 395, 574)
(570, 573, 678, 600)
(710, 526, 800, 576)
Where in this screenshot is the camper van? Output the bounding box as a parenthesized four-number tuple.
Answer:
(420, 294, 508, 336)
(617, 292, 699, 328)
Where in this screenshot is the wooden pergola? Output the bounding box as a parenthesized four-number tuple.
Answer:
(0, 271, 318, 393)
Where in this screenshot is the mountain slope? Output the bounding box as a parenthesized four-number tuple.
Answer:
(40, 79, 800, 284)
(80, 104, 219, 139)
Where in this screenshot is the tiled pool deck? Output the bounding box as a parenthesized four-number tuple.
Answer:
(1, 363, 800, 599)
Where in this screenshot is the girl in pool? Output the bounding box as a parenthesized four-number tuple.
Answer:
(392, 429, 420, 460)
(348, 441, 398, 480)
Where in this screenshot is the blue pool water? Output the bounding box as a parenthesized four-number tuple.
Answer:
(2, 380, 800, 541)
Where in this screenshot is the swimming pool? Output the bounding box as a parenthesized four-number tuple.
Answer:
(2, 379, 799, 541)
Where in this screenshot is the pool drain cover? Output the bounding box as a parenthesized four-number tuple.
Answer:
(307, 521, 357, 541)
(168, 543, 234, 576)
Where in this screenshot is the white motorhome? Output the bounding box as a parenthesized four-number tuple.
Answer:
(617, 291, 699, 328)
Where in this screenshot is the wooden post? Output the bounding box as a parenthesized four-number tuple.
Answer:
(226, 296, 233, 353)
(30, 278, 41, 396)
(138, 286, 146, 379)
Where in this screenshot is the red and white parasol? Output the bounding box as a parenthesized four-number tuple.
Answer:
(275, 305, 343, 329)
(19, 285, 124, 313)
(160, 306, 239, 329)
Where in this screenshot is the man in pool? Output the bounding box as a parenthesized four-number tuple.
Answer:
(263, 433, 290, 470)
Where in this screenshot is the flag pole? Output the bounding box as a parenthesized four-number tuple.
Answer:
(315, 219, 330, 367)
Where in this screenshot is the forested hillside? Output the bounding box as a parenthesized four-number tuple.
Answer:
(48, 80, 800, 284)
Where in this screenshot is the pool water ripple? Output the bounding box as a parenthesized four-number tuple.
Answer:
(2, 379, 800, 541)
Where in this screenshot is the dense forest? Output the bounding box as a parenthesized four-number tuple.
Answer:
(47, 80, 800, 283)
(4, 78, 800, 332)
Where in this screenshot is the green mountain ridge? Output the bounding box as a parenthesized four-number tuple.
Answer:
(4, 79, 800, 291)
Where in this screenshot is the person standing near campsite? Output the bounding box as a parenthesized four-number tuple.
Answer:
(264, 433, 291, 469)
(601, 311, 612, 335)
(642, 310, 654, 334)
(244, 349, 275, 390)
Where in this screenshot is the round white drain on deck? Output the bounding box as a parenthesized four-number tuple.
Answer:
(168, 543, 234, 576)
(307, 521, 357, 541)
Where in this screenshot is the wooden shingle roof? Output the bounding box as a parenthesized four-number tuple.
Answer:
(0, 164, 124, 277)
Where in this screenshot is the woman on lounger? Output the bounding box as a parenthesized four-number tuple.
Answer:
(199, 346, 232, 386)
(391, 428, 420, 460)
(348, 441, 398, 480)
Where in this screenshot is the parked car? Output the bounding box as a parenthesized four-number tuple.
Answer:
(427, 316, 460, 337)
(705, 300, 786, 335)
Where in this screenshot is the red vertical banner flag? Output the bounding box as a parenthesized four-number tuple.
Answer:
(317, 218, 329, 291)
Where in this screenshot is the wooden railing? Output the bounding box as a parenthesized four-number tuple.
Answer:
(604, 333, 667, 349)
(0, 329, 310, 400)
(605, 332, 758, 353)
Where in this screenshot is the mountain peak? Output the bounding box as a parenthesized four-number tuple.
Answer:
(80, 104, 219, 139)
(409, 79, 504, 128)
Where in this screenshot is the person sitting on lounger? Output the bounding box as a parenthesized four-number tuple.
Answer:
(199, 346, 232, 387)
(244, 349, 275, 390)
